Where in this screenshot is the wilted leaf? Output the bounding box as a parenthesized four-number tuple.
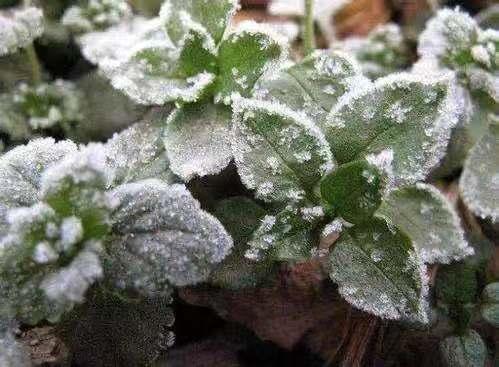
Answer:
(164, 102, 233, 181)
(376, 183, 473, 263)
(329, 218, 428, 323)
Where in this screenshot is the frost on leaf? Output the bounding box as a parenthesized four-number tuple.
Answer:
(106, 179, 233, 296)
(324, 73, 461, 186)
(254, 50, 370, 125)
(476, 5, 499, 29)
(160, 0, 237, 47)
(439, 330, 486, 367)
(232, 98, 334, 203)
(0, 145, 113, 323)
(164, 102, 233, 181)
(321, 159, 384, 224)
(0, 6, 44, 56)
(215, 21, 288, 103)
(246, 206, 314, 262)
(105, 108, 175, 187)
(329, 218, 429, 323)
(0, 324, 31, 367)
(62, 0, 132, 34)
(481, 283, 499, 328)
(210, 197, 275, 289)
(337, 23, 410, 79)
(376, 183, 473, 264)
(460, 124, 499, 222)
(0, 80, 84, 137)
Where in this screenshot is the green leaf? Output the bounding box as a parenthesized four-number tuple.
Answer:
(0, 6, 44, 56)
(321, 159, 384, 224)
(376, 183, 472, 264)
(105, 108, 175, 187)
(324, 73, 460, 186)
(164, 102, 232, 181)
(160, 0, 237, 46)
(106, 179, 233, 296)
(435, 262, 478, 332)
(246, 206, 315, 262)
(329, 218, 428, 323)
(210, 197, 275, 289)
(481, 282, 499, 327)
(440, 330, 487, 367)
(232, 98, 334, 203)
(460, 124, 499, 222)
(216, 21, 287, 103)
(254, 50, 370, 124)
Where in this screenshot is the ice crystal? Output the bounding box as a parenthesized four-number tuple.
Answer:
(62, 0, 132, 34)
(0, 6, 44, 56)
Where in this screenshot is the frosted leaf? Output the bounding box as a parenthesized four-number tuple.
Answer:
(0, 6, 44, 56)
(264, 21, 300, 43)
(0, 138, 77, 231)
(0, 327, 31, 367)
(329, 218, 429, 323)
(246, 206, 314, 262)
(481, 283, 499, 327)
(268, 0, 351, 42)
(160, 0, 238, 46)
(321, 159, 384, 224)
(215, 21, 288, 103)
(324, 73, 461, 186)
(106, 179, 233, 296)
(255, 50, 370, 125)
(0, 80, 84, 136)
(476, 5, 499, 29)
(164, 102, 232, 181)
(460, 124, 499, 222)
(376, 183, 473, 264)
(337, 23, 410, 79)
(232, 98, 334, 203)
(105, 108, 175, 187)
(440, 330, 486, 367)
(210, 196, 275, 289)
(62, 0, 132, 34)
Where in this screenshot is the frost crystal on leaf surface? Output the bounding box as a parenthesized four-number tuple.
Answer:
(0, 7, 44, 56)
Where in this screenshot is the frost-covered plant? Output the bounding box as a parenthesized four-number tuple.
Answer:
(417, 8, 498, 222)
(62, 0, 132, 34)
(79, 0, 288, 180)
(0, 114, 233, 326)
(0, 320, 31, 367)
(0, 6, 43, 57)
(336, 23, 410, 79)
(230, 46, 475, 322)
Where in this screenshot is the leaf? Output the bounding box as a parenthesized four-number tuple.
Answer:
(376, 183, 473, 264)
(246, 206, 315, 262)
(210, 196, 275, 289)
(460, 124, 499, 222)
(324, 73, 461, 186)
(439, 330, 486, 367)
(106, 179, 233, 296)
(481, 282, 499, 328)
(329, 218, 429, 323)
(105, 108, 175, 187)
(215, 21, 287, 103)
(321, 159, 384, 224)
(160, 0, 237, 46)
(232, 98, 334, 203)
(0, 326, 31, 367)
(0, 6, 44, 56)
(476, 4, 499, 29)
(164, 102, 233, 181)
(254, 50, 370, 124)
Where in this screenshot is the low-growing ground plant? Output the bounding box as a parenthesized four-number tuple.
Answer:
(0, 0, 497, 366)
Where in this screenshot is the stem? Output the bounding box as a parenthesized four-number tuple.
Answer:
(303, 0, 315, 56)
(25, 45, 42, 84)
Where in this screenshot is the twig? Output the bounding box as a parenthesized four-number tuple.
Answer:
(303, 0, 315, 56)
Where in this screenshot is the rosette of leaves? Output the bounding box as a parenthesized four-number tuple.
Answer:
(417, 8, 498, 179)
(0, 113, 233, 325)
(336, 23, 410, 79)
(79, 0, 288, 181)
(62, 0, 132, 34)
(231, 47, 474, 322)
(0, 6, 43, 56)
(0, 80, 84, 144)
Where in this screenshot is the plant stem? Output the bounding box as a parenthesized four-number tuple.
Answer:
(25, 45, 42, 84)
(303, 0, 315, 56)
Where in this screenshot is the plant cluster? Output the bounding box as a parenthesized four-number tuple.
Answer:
(0, 0, 497, 365)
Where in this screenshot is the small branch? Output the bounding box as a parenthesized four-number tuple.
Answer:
(303, 0, 315, 56)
